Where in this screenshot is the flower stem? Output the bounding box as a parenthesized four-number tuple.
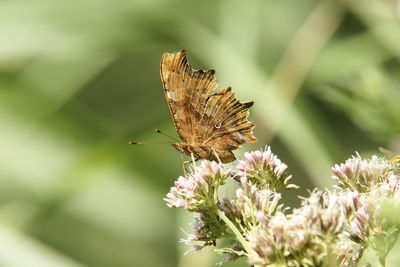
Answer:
(379, 255, 386, 267)
(216, 208, 257, 258)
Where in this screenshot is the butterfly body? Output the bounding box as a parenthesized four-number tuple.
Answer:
(172, 143, 235, 163)
(161, 50, 256, 163)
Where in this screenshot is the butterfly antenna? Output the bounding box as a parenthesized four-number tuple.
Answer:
(155, 129, 180, 142)
(128, 141, 173, 145)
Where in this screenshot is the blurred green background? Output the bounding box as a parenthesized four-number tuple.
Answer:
(1, 0, 400, 266)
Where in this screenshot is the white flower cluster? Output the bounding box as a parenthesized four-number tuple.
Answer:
(164, 160, 229, 211)
(236, 146, 298, 190)
(331, 153, 393, 192)
(164, 148, 400, 267)
(247, 190, 344, 266)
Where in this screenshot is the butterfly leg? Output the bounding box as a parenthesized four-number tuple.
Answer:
(211, 148, 222, 164)
(183, 158, 199, 166)
(190, 152, 197, 167)
(183, 159, 199, 165)
(181, 153, 188, 176)
(181, 154, 199, 175)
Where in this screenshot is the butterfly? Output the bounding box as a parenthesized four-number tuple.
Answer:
(160, 50, 256, 163)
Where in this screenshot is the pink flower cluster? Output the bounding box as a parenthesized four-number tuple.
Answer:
(164, 160, 228, 211)
(236, 146, 297, 190)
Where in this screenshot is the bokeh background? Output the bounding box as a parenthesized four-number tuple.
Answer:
(1, 0, 400, 266)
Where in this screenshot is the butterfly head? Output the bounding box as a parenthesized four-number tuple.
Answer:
(172, 143, 190, 154)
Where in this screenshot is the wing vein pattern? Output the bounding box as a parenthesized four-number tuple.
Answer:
(160, 50, 256, 163)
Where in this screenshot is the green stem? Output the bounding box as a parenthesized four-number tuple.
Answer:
(379, 256, 386, 267)
(212, 177, 260, 266)
(216, 208, 258, 259)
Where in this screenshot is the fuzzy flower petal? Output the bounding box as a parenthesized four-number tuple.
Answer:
(164, 161, 230, 211)
(332, 153, 393, 192)
(236, 146, 298, 191)
(247, 190, 345, 266)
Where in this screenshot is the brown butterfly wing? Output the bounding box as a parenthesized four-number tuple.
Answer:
(160, 50, 218, 143)
(201, 87, 257, 151)
(160, 50, 256, 162)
